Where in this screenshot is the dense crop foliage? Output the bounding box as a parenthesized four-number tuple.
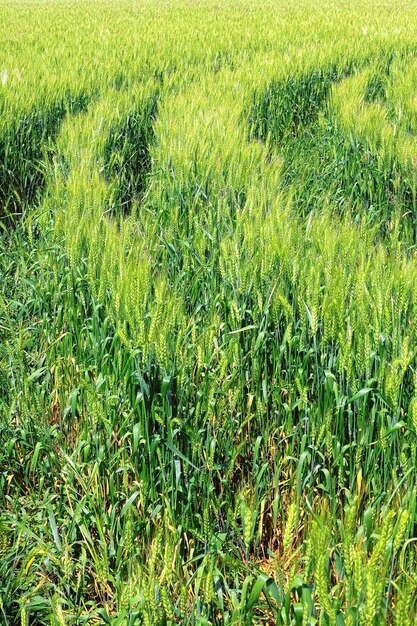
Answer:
(2, 1, 417, 624)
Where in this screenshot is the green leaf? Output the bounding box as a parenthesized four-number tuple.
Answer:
(247, 574, 270, 611)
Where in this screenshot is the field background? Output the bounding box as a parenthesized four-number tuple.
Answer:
(1, 1, 417, 624)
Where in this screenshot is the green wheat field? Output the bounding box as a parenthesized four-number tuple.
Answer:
(1, 0, 417, 624)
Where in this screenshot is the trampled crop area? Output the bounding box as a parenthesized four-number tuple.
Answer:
(1, 1, 417, 624)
